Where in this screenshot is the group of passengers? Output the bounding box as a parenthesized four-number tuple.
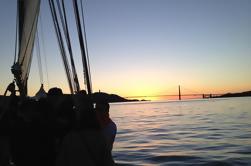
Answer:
(0, 87, 117, 166)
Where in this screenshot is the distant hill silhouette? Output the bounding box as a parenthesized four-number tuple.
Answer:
(216, 90, 251, 98)
(92, 92, 139, 103)
(0, 92, 143, 103)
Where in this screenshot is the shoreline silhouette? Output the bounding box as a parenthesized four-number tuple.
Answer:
(215, 90, 251, 98)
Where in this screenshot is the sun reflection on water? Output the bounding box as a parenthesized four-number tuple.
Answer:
(110, 97, 251, 165)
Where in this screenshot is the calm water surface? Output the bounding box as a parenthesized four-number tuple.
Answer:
(110, 97, 251, 166)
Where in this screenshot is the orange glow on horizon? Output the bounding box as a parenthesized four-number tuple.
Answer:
(25, 83, 251, 100)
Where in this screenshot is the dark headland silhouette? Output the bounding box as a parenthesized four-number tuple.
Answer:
(215, 90, 251, 98)
(79, 90, 251, 102)
(92, 92, 140, 102)
(95, 90, 251, 102)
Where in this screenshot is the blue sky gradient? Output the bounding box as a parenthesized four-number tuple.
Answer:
(0, 0, 250, 97)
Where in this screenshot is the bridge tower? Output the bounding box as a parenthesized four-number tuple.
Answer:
(178, 85, 181, 100)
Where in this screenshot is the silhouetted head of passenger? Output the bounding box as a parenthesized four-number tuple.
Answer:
(96, 101, 110, 114)
(95, 101, 111, 128)
(77, 90, 87, 95)
(6, 81, 16, 96)
(47, 87, 63, 96)
(55, 96, 75, 130)
(74, 96, 100, 130)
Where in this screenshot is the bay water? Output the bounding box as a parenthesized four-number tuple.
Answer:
(110, 97, 251, 165)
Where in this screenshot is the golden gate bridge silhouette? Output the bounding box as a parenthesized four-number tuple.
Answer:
(125, 85, 223, 100)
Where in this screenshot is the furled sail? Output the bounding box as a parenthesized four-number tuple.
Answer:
(12, 0, 40, 96)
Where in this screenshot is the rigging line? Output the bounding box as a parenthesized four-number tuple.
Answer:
(78, 0, 87, 86)
(49, 0, 74, 94)
(49, 0, 72, 90)
(72, 0, 92, 94)
(14, 1, 19, 65)
(55, 0, 76, 92)
(53, 0, 76, 93)
(62, 0, 80, 92)
(60, 0, 80, 92)
(39, 13, 50, 89)
(36, 30, 44, 84)
(80, 0, 92, 90)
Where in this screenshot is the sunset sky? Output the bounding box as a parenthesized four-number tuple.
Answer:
(0, 0, 250, 98)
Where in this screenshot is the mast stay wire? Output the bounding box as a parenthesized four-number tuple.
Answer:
(48, 0, 74, 94)
(14, 1, 19, 65)
(38, 13, 50, 89)
(54, 0, 76, 92)
(56, 0, 80, 92)
(35, 30, 44, 85)
(80, 0, 92, 90)
(72, 0, 92, 94)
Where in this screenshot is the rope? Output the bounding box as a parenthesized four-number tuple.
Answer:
(58, 0, 80, 92)
(36, 30, 44, 84)
(48, 0, 74, 94)
(80, 0, 92, 90)
(14, 2, 19, 64)
(55, 0, 76, 92)
(39, 14, 50, 89)
(72, 0, 92, 94)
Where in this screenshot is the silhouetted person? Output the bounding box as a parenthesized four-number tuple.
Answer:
(4, 81, 16, 96)
(0, 91, 19, 166)
(96, 102, 117, 152)
(53, 96, 75, 145)
(35, 98, 55, 166)
(0, 107, 12, 166)
(9, 99, 54, 166)
(45, 89, 78, 165)
(47, 87, 63, 96)
(56, 95, 115, 166)
(77, 90, 87, 95)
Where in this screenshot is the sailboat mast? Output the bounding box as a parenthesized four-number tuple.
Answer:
(72, 0, 92, 94)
